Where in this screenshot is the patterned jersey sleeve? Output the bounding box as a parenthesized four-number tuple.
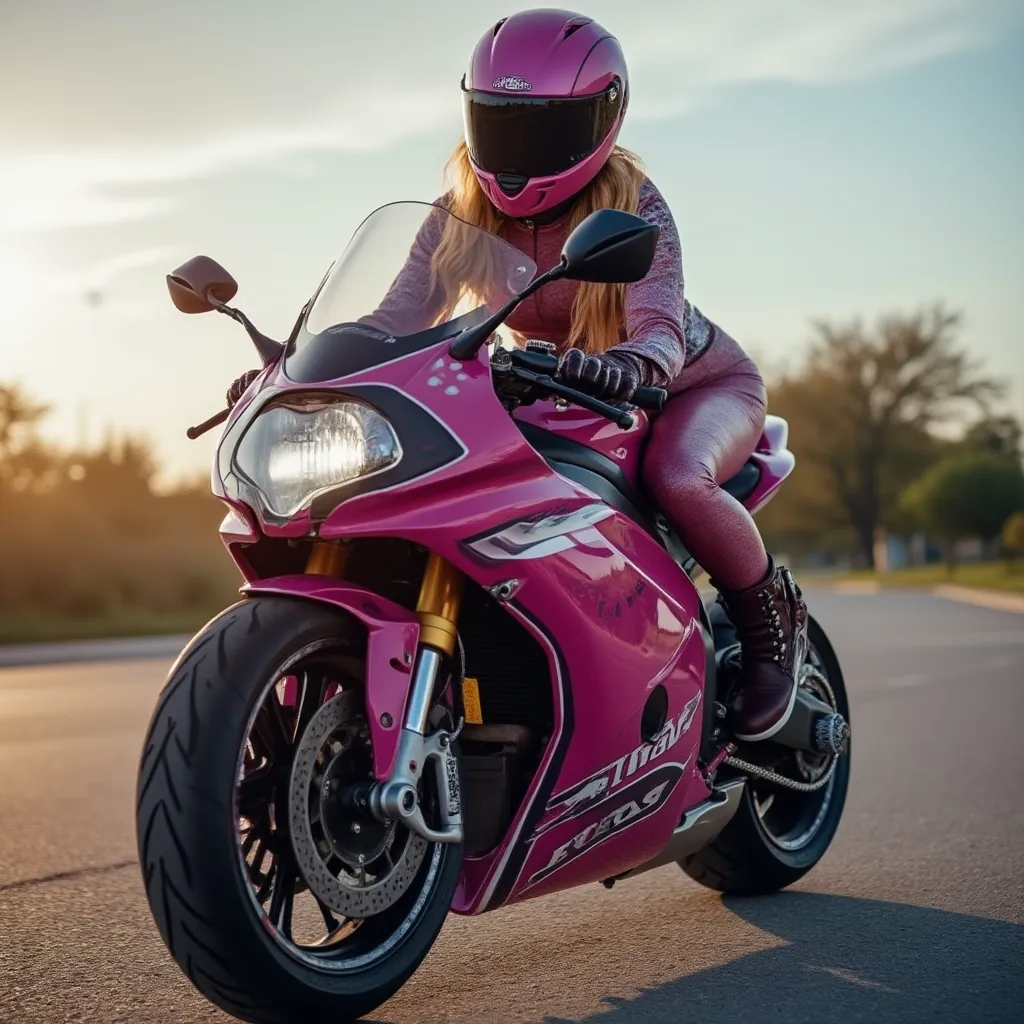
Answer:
(612, 178, 687, 387)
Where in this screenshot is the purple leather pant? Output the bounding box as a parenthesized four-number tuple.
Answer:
(642, 331, 770, 591)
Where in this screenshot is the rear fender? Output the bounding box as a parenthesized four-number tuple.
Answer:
(240, 575, 419, 779)
(747, 415, 796, 513)
(746, 449, 796, 513)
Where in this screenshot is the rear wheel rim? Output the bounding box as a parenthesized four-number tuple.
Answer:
(232, 641, 443, 971)
(750, 643, 845, 853)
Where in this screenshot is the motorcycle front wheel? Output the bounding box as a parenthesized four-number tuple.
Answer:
(135, 596, 461, 1024)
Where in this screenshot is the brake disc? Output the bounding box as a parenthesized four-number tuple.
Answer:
(288, 690, 427, 917)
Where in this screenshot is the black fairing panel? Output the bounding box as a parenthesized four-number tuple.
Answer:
(721, 461, 760, 502)
(515, 422, 655, 523)
(305, 385, 464, 519)
(284, 310, 485, 384)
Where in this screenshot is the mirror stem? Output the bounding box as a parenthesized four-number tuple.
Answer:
(449, 260, 566, 361)
(210, 296, 284, 366)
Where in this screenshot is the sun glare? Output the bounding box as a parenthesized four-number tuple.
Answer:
(0, 242, 47, 345)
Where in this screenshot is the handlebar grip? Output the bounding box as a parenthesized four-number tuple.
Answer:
(632, 386, 667, 412)
(511, 348, 559, 375)
(186, 406, 230, 440)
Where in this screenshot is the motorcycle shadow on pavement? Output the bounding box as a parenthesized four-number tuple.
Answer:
(539, 892, 1023, 1024)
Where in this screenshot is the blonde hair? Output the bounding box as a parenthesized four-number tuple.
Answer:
(429, 140, 646, 353)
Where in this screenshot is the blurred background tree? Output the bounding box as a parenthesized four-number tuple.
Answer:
(2, 299, 1023, 642)
(0, 385, 239, 641)
(759, 305, 1006, 568)
(1002, 512, 1024, 573)
(959, 415, 1022, 460)
(900, 455, 1024, 570)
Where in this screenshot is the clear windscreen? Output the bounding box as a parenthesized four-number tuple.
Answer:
(301, 201, 537, 347)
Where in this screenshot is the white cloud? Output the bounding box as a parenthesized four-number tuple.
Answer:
(623, 0, 1005, 119)
(0, 0, 1014, 237)
(0, 86, 454, 238)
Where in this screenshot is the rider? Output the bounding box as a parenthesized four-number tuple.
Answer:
(227, 9, 808, 743)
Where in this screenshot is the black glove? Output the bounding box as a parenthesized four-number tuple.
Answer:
(226, 369, 261, 407)
(557, 349, 643, 403)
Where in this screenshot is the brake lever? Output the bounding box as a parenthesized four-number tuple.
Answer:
(511, 367, 635, 429)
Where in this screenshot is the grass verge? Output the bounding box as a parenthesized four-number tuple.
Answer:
(837, 561, 1024, 593)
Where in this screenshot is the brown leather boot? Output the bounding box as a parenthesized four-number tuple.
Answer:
(714, 558, 809, 742)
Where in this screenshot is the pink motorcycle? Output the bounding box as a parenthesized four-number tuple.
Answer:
(136, 202, 850, 1023)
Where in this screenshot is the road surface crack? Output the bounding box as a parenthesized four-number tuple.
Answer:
(0, 859, 137, 893)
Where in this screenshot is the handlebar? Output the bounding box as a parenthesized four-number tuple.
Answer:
(189, 348, 668, 441)
(633, 385, 668, 413)
(507, 349, 667, 413)
(186, 406, 230, 440)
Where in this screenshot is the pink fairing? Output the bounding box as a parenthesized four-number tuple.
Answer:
(515, 400, 648, 482)
(239, 577, 420, 780)
(465, 10, 628, 217)
(218, 336, 795, 914)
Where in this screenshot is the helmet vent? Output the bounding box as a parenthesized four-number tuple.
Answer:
(493, 17, 508, 36)
(496, 173, 528, 197)
(563, 18, 591, 38)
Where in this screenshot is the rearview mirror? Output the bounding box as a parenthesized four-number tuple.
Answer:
(558, 209, 659, 284)
(167, 256, 239, 314)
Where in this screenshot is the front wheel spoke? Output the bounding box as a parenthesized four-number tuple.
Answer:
(254, 693, 292, 760)
(316, 896, 340, 932)
(255, 853, 276, 902)
(294, 670, 327, 743)
(268, 857, 297, 935)
(237, 771, 275, 817)
(241, 828, 265, 858)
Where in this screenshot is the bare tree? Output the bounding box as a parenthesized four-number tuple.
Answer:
(771, 305, 1000, 568)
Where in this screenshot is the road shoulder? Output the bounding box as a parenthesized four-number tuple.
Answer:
(931, 585, 1024, 615)
(0, 635, 190, 669)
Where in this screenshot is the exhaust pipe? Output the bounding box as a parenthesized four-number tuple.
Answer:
(610, 777, 746, 882)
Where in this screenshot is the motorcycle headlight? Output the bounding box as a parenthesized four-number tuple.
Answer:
(233, 396, 401, 517)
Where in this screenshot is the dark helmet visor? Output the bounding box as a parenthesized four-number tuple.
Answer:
(462, 79, 623, 180)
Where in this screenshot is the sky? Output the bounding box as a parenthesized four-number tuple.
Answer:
(1, 0, 1022, 481)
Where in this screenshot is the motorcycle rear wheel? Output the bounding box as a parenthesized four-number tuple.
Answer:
(135, 596, 461, 1024)
(681, 616, 850, 893)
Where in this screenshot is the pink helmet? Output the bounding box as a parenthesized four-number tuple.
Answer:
(462, 9, 629, 219)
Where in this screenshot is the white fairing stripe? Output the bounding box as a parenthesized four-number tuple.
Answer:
(466, 504, 615, 562)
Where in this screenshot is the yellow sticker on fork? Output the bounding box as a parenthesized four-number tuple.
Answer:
(462, 677, 484, 725)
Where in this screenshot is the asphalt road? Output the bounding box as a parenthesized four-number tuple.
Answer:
(1, 590, 1022, 1024)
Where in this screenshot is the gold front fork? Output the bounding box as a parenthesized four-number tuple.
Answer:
(305, 540, 348, 577)
(304, 542, 461, 656)
(415, 552, 463, 656)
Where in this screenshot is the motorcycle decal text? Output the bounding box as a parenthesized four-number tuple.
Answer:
(534, 691, 700, 836)
(526, 762, 684, 886)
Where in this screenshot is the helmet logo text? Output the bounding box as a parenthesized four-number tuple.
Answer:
(493, 75, 532, 92)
